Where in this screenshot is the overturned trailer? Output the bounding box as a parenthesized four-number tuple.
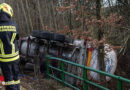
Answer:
(19, 30, 117, 84)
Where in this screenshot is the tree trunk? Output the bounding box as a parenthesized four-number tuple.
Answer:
(96, 0, 106, 83)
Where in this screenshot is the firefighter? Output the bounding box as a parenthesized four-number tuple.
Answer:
(0, 3, 20, 90)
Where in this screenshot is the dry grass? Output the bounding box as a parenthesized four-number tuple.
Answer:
(20, 75, 72, 90)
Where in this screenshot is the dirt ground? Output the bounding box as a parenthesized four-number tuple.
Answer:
(0, 75, 72, 90)
(20, 75, 72, 90)
(1, 75, 130, 90)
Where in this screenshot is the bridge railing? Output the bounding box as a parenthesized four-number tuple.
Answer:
(46, 55, 130, 90)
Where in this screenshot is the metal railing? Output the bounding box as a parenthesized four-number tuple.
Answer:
(46, 55, 130, 90)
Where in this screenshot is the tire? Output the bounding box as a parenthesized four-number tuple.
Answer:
(52, 33, 71, 43)
(31, 30, 41, 38)
(40, 31, 53, 40)
(31, 30, 52, 40)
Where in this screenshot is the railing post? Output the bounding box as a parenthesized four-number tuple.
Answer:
(83, 68, 88, 90)
(61, 62, 65, 86)
(46, 57, 50, 79)
(117, 79, 123, 90)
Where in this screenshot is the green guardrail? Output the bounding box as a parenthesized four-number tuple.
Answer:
(46, 55, 130, 90)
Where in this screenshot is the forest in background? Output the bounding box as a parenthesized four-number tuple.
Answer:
(4, 0, 129, 47)
(0, 0, 128, 74)
(0, 0, 129, 89)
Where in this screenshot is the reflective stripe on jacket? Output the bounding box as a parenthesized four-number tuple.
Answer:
(4, 80, 20, 85)
(0, 20, 19, 62)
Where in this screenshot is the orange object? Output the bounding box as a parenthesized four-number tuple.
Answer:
(86, 48, 93, 67)
(86, 48, 93, 75)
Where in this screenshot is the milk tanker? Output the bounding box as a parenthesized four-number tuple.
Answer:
(20, 30, 117, 83)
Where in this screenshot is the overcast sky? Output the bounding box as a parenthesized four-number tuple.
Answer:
(103, 0, 116, 7)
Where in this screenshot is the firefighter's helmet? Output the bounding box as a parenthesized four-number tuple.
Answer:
(0, 3, 13, 17)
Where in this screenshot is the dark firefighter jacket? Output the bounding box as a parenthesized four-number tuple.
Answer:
(0, 12, 19, 62)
